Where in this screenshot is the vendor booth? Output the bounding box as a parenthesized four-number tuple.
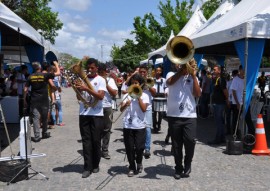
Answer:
(190, 0, 270, 139)
(0, 2, 45, 123)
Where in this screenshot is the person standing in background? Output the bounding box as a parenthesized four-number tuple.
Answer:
(152, 66, 166, 133)
(98, 64, 118, 160)
(17, 65, 28, 117)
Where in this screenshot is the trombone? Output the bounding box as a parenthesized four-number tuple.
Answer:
(111, 84, 143, 123)
(166, 35, 198, 74)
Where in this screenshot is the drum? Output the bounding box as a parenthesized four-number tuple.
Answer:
(153, 97, 167, 112)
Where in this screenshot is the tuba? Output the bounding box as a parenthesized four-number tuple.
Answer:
(166, 36, 197, 74)
(66, 61, 98, 107)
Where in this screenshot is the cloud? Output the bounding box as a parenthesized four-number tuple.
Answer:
(66, 22, 89, 33)
(64, 0, 92, 11)
(99, 29, 135, 41)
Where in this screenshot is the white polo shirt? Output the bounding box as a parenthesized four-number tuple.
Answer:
(79, 75, 107, 116)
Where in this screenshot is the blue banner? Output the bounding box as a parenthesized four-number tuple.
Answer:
(234, 38, 265, 114)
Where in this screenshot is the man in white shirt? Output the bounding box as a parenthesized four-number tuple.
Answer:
(230, 65, 255, 137)
(166, 59, 201, 179)
(76, 58, 106, 178)
(98, 64, 118, 160)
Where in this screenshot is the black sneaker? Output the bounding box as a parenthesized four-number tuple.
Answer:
(181, 164, 191, 178)
(42, 132, 51, 139)
(174, 173, 181, 180)
(144, 150, 151, 159)
(137, 164, 143, 173)
(31, 137, 41, 143)
(82, 170, 91, 178)
(102, 153, 111, 160)
(127, 170, 134, 177)
(92, 167, 99, 173)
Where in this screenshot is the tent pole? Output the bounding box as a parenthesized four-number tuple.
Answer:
(242, 37, 248, 139)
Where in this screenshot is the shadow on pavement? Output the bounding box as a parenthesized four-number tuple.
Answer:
(139, 164, 174, 179)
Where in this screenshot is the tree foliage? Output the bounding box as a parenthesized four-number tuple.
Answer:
(2, 0, 63, 44)
(111, 0, 196, 72)
(201, 0, 222, 19)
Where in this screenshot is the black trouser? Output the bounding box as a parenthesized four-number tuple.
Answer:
(101, 107, 113, 155)
(152, 111, 163, 130)
(199, 93, 210, 117)
(19, 94, 24, 117)
(225, 102, 233, 135)
(79, 115, 103, 171)
(123, 128, 146, 171)
(168, 117, 197, 173)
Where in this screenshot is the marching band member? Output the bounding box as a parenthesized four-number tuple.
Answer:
(120, 73, 150, 177)
(138, 65, 156, 159)
(152, 66, 166, 133)
(98, 64, 118, 160)
(166, 59, 201, 179)
(76, 58, 106, 178)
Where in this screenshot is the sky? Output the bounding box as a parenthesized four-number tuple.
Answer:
(49, 0, 205, 62)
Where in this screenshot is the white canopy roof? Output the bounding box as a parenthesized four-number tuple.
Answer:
(140, 58, 163, 65)
(148, 30, 174, 59)
(194, 0, 237, 35)
(148, 6, 206, 59)
(191, 0, 270, 55)
(177, 5, 207, 36)
(0, 2, 44, 47)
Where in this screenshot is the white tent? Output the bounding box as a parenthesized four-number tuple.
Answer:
(139, 58, 163, 65)
(148, 30, 174, 59)
(177, 5, 207, 36)
(194, 0, 238, 35)
(148, 5, 206, 59)
(0, 3, 45, 69)
(190, 0, 270, 120)
(0, 2, 44, 47)
(191, 0, 270, 55)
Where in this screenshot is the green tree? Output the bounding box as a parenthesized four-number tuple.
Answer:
(201, 0, 222, 19)
(2, 0, 63, 44)
(112, 0, 195, 72)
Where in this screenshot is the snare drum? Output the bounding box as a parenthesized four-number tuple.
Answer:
(153, 97, 167, 112)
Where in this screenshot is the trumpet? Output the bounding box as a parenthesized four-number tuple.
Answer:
(111, 84, 143, 123)
(145, 77, 155, 88)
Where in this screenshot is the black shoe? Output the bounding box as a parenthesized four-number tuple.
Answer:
(144, 150, 151, 159)
(137, 164, 143, 173)
(92, 167, 99, 173)
(102, 153, 111, 160)
(181, 164, 191, 178)
(157, 125, 161, 131)
(42, 132, 51, 139)
(127, 170, 134, 177)
(82, 170, 91, 178)
(174, 172, 181, 180)
(31, 137, 41, 143)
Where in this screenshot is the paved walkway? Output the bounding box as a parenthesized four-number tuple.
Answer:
(1, 88, 270, 191)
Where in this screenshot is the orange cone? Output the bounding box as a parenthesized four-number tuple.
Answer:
(252, 114, 270, 155)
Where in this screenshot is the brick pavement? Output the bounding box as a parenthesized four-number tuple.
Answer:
(1, 88, 270, 191)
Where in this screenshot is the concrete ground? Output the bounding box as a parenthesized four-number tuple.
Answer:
(0, 87, 270, 191)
